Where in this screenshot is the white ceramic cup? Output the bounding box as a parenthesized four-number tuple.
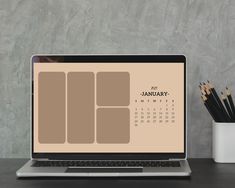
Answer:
(212, 121, 235, 163)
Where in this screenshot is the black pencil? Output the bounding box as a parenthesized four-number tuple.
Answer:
(201, 95, 218, 121)
(221, 92, 234, 121)
(206, 81, 231, 121)
(205, 87, 220, 109)
(199, 81, 235, 122)
(226, 87, 235, 118)
(207, 80, 222, 107)
(203, 94, 225, 122)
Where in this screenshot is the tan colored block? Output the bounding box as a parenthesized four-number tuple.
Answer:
(97, 72, 130, 106)
(97, 108, 130, 143)
(38, 72, 66, 143)
(67, 72, 95, 143)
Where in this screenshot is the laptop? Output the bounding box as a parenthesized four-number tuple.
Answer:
(16, 55, 191, 177)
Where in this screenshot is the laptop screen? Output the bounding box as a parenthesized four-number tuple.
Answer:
(33, 59, 185, 154)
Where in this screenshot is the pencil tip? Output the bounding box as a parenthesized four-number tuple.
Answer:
(203, 82, 206, 85)
(207, 80, 210, 83)
(221, 92, 223, 95)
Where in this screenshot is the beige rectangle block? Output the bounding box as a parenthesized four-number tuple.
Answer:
(97, 72, 130, 106)
(38, 72, 66, 143)
(67, 72, 95, 143)
(97, 108, 130, 144)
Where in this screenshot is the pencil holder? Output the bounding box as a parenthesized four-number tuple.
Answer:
(212, 121, 235, 163)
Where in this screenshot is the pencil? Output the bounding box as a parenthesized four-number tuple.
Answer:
(225, 87, 235, 118)
(206, 81, 231, 121)
(221, 92, 234, 121)
(204, 86, 220, 109)
(201, 95, 218, 122)
(199, 85, 206, 96)
(199, 81, 235, 122)
(203, 94, 225, 122)
(200, 82, 207, 91)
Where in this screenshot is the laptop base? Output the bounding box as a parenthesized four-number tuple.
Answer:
(16, 160, 191, 177)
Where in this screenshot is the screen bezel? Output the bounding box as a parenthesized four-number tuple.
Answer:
(31, 55, 186, 160)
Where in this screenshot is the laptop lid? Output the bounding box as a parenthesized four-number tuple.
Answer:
(31, 55, 186, 160)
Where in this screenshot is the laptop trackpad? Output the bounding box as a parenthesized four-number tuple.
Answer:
(66, 167, 143, 173)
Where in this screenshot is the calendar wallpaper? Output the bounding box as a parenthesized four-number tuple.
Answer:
(33, 63, 184, 153)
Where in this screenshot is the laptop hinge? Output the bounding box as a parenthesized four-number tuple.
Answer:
(169, 158, 183, 161)
(35, 158, 49, 161)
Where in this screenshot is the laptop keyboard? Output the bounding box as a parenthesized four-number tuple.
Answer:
(32, 160, 180, 168)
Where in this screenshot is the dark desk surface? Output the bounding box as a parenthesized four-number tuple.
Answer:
(1, 159, 235, 188)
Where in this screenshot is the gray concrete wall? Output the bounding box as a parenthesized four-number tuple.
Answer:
(1, 0, 235, 158)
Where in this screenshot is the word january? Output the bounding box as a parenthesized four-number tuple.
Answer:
(140, 91, 169, 97)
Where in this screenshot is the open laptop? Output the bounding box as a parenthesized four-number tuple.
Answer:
(16, 55, 191, 177)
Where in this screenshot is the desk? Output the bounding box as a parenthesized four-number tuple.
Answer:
(0, 159, 235, 188)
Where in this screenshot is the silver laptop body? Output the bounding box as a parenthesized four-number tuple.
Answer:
(17, 55, 191, 177)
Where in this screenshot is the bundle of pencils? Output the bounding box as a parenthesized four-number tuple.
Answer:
(200, 81, 235, 122)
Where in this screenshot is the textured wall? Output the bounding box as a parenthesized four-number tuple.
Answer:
(0, 0, 235, 158)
